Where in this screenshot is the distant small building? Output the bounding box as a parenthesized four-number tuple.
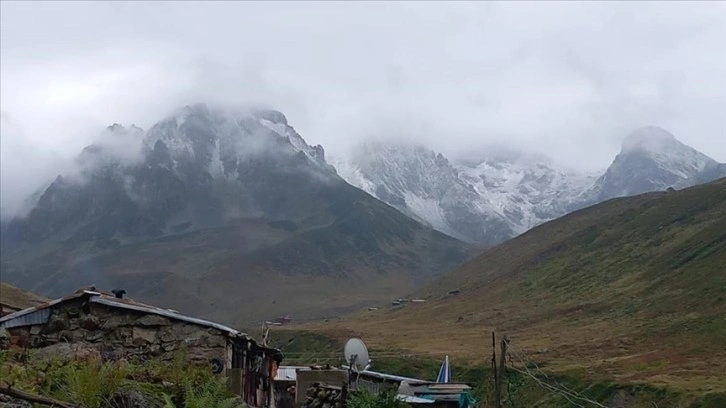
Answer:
(274, 365, 307, 408)
(0, 286, 283, 408)
(272, 315, 292, 325)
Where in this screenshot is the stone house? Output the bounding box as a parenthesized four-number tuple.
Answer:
(0, 287, 284, 408)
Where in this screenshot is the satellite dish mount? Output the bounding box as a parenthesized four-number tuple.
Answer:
(343, 338, 370, 388)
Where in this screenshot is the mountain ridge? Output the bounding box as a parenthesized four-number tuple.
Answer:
(0, 104, 475, 324)
(332, 126, 724, 245)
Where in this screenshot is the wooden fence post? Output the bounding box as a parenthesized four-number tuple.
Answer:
(494, 335, 508, 408)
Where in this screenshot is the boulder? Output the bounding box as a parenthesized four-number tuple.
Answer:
(183, 332, 226, 348)
(85, 330, 105, 342)
(114, 327, 133, 345)
(65, 307, 80, 318)
(65, 329, 86, 342)
(101, 315, 126, 331)
(159, 328, 178, 343)
(78, 315, 101, 330)
(132, 327, 157, 345)
(110, 390, 164, 408)
(0, 327, 9, 349)
(33, 343, 100, 362)
(42, 314, 69, 334)
(135, 315, 171, 327)
(149, 343, 162, 356)
(203, 334, 227, 348)
(162, 342, 177, 352)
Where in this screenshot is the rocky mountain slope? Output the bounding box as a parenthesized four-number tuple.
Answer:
(586, 126, 721, 201)
(319, 177, 726, 393)
(333, 126, 724, 245)
(0, 104, 474, 325)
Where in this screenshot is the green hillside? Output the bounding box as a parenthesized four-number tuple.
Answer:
(315, 177, 726, 394)
(0, 282, 49, 311)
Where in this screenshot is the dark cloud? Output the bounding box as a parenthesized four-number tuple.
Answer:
(1, 1, 725, 217)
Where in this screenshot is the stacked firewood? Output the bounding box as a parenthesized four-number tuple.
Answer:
(303, 382, 345, 408)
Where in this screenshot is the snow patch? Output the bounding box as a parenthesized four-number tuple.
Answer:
(208, 138, 225, 178)
(402, 192, 450, 232)
(329, 157, 377, 194)
(259, 118, 288, 138)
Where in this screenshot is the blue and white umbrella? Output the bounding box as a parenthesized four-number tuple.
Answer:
(436, 355, 451, 383)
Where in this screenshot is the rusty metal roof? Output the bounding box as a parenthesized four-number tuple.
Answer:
(0, 289, 247, 338)
(0, 290, 92, 327)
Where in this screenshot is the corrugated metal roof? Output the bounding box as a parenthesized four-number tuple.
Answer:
(275, 366, 308, 382)
(342, 365, 428, 384)
(1, 308, 50, 329)
(89, 296, 245, 336)
(0, 291, 92, 328)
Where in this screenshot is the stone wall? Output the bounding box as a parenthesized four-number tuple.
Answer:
(4, 299, 230, 371)
(295, 370, 348, 407)
(302, 383, 345, 408)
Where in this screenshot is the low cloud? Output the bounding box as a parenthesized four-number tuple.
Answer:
(1, 2, 725, 217)
(1, 113, 74, 217)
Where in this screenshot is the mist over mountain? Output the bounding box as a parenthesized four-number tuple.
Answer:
(587, 126, 721, 200)
(0, 104, 473, 323)
(1, 102, 723, 324)
(332, 126, 725, 245)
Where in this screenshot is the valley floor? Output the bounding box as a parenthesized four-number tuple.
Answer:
(297, 302, 726, 394)
(269, 327, 726, 408)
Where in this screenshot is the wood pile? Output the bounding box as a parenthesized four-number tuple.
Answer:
(302, 382, 345, 408)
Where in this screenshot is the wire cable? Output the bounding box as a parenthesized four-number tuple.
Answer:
(503, 339, 607, 408)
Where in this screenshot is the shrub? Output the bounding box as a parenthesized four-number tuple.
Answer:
(47, 359, 127, 408)
(347, 389, 409, 408)
(162, 374, 238, 408)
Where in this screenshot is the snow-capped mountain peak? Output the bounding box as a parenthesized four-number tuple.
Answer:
(331, 126, 723, 246)
(621, 126, 679, 155)
(588, 126, 719, 200)
(140, 104, 332, 178)
(332, 141, 597, 245)
(622, 126, 716, 176)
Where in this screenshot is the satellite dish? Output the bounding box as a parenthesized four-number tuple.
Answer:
(344, 338, 370, 372)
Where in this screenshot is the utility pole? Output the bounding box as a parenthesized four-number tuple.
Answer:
(494, 335, 508, 408)
(491, 332, 497, 408)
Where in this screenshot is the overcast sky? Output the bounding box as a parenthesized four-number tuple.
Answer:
(2, 1, 725, 216)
